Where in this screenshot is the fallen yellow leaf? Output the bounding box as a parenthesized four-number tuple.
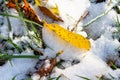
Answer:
(43, 21, 91, 51)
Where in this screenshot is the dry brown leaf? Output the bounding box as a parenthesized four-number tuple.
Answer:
(6, 0, 22, 10)
(35, 57, 57, 77)
(6, 0, 42, 24)
(38, 6, 64, 22)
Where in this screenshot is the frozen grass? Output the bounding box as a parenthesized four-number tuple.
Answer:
(82, 3, 116, 28)
(0, 0, 120, 80)
(0, 0, 41, 74)
(0, 53, 39, 60)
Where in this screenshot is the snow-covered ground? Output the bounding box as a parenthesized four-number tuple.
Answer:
(0, 0, 120, 80)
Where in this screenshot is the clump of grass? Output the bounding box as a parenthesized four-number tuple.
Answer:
(0, 0, 44, 51)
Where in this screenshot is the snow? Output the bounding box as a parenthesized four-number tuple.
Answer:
(91, 35, 120, 61)
(44, 59, 51, 70)
(0, 0, 120, 80)
(0, 49, 38, 80)
(51, 52, 113, 80)
(31, 73, 40, 80)
(82, 1, 119, 39)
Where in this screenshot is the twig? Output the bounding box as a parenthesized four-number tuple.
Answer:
(71, 11, 89, 32)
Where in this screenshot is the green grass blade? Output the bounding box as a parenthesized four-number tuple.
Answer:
(12, 75, 17, 80)
(109, 62, 118, 69)
(56, 75, 61, 80)
(7, 38, 23, 52)
(0, 12, 43, 28)
(0, 53, 39, 60)
(82, 4, 117, 29)
(0, 35, 23, 52)
(30, 23, 41, 43)
(26, 78, 32, 80)
(1, 0, 12, 31)
(76, 75, 91, 80)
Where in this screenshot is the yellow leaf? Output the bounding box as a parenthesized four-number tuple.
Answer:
(35, 0, 41, 6)
(50, 4, 60, 15)
(43, 21, 91, 51)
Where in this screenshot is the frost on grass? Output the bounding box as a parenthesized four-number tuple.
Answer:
(82, 1, 119, 39)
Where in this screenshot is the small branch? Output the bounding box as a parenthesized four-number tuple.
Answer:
(71, 11, 89, 32)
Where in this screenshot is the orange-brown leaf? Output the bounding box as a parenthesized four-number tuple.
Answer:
(6, 0, 42, 24)
(6, 0, 22, 10)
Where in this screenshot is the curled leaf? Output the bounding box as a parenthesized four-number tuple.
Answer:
(38, 6, 63, 22)
(43, 21, 91, 51)
(6, 0, 42, 24)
